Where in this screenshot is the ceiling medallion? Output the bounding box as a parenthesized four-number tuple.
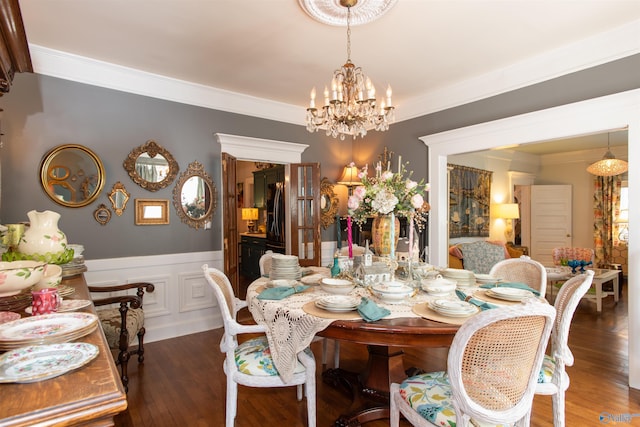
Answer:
(298, 0, 398, 26)
(305, 0, 395, 140)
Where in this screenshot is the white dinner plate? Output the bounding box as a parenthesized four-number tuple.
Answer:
(0, 342, 99, 383)
(0, 312, 98, 342)
(486, 287, 534, 301)
(316, 295, 360, 309)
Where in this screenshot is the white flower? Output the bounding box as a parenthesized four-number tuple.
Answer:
(411, 194, 424, 209)
(381, 171, 394, 181)
(405, 180, 418, 190)
(371, 189, 398, 215)
(347, 195, 360, 210)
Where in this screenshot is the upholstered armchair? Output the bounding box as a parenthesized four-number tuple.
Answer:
(88, 282, 155, 392)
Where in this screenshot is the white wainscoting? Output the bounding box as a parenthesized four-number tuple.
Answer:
(85, 251, 224, 344)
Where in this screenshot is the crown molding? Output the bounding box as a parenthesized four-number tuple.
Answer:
(29, 18, 640, 125)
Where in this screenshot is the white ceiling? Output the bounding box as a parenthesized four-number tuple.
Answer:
(18, 0, 640, 153)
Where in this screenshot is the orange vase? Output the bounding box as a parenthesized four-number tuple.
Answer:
(371, 214, 400, 256)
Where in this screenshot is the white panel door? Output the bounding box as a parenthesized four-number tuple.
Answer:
(530, 185, 572, 266)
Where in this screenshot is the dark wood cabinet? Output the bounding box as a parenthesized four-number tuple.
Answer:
(253, 165, 284, 209)
(240, 234, 266, 280)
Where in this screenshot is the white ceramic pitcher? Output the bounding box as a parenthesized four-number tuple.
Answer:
(17, 210, 68, 257)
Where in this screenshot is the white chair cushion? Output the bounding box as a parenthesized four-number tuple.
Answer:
(538, 354, 555, 384)
(398, 371, 512, 427)
(235, 336, 310, 376)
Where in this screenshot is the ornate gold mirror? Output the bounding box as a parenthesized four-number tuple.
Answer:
(123, 140, 179, 191)
(93, 203, 111, 225)
(172, 161, 217, 229)
(40, 144, 106, 208)
(108, 182, 130, 216)
(320, 177, 339, 229)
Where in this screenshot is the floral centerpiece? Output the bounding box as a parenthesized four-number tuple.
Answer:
(347, 161, 430, 257)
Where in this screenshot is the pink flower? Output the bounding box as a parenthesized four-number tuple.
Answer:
(381, 171, 393, 180)
(424, 183, 431, 191)
(405, 179, 417, 190)
(347, 195, 361, 210)
(411, 194, 424, 209)
(353, 186, 366, 199)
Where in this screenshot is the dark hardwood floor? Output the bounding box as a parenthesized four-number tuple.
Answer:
(115, 279, 640, 426)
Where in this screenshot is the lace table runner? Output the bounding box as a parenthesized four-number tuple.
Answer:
(246, 278, 447, 383)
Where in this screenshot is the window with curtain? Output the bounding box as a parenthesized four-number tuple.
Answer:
(593, 175, 622, 266)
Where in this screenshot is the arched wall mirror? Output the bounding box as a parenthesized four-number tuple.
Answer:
(172, 161, 217, 229)
(40, 144, 106, 208)
(320, 177, 338, 229)
(123, 140, 179, 191)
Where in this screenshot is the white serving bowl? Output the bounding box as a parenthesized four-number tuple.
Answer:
(320, 278, 355, 295)
(371, 282, 413, 303)
(421, 275, 457, 295)
(34, 264, 63, 290)
(0, 260, 46, 297)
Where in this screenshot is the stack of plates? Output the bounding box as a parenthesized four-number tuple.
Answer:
(474, 274, 502, 284)
(0, 312, 99, 351)
(485, 287, 534, 302)
(269, 254, 302, 280)
(441, 268, 476, 288)
(314, 295, 360, 313)
(430, 299, 478, 317)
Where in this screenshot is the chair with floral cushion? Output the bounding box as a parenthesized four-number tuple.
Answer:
(489, 255, 548, 298)
(456, 240, 507, 274)
(202, 264, 316, 427)
(89, 282, 155, 392)
(390, 300, 555, 427)
(536, 270, 594, 427)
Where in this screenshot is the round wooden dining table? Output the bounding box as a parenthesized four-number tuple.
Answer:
(316, 316, 459, 426)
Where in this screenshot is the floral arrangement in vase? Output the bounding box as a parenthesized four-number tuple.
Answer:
(347, 161, 430, 228)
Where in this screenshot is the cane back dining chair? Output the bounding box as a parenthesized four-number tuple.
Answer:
(202, 264, 316, 427)
(88, 282, 155, 392)
(536, 270, 594, 427)
(390, 300, 555, 427)
(259, 251, 339, 368)
(489, 255, 548, 299)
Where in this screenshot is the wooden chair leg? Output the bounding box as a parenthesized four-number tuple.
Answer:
(137, 326, 146, 363)
(118, 348, 131, 393)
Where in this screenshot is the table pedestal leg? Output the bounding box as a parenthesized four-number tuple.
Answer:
(323, 345, 405, 427)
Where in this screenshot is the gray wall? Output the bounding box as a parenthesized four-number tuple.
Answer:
(1, 54, 639, 259)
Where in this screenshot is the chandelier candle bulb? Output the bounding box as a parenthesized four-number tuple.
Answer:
(309, 88, 316, 108)
(386, 85, 392, 106)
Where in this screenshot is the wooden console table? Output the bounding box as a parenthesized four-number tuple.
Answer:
(0, 275, 127, 426)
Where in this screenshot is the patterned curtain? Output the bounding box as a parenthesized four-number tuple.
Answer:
(448, 164, 492, 238)
(593, 175, 621, 267)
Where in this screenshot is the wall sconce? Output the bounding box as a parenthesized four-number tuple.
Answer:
(494, 203, 520, 243)
(616, 209, 629, 243)
(241, 208, 259, 233)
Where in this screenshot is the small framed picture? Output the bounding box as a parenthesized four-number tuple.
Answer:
(135, 199, 170, 225)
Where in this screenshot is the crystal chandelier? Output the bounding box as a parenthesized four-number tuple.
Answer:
(586, 133, 628, 176)
(305, 0, 394, 140)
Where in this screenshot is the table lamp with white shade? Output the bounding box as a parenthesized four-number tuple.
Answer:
(242, 208, 259, 233)
(495, 203, 520, 243)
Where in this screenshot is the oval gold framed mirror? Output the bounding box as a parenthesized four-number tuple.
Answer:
(320, 177, 339, 229)
(123, 140, 179, 191)
(40, 144, 106, 208)
(172, 161, 217, 229)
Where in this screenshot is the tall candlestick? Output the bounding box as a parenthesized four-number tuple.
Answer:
(398, 155, 402, 173)
(337, 214, 341, 250)
(408, 215, 414, 262)
(347, 216, 353, 259)
(389, 212, 395, 260)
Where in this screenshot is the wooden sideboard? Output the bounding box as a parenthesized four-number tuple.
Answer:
(0, 275, 127, 426)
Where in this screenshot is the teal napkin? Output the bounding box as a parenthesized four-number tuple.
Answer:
(357, 297, 391, 322)
(258, 285, 309, 300)
(455, 289, 497, 311)
(479, 282, 540, 296)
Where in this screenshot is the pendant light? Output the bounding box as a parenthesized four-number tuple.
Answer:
(586, 134, 628, 176)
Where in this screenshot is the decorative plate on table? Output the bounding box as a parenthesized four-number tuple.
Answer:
(25, 299, 92, 315)
(0, 342, 99, 383)
(430, 299, 478, 317)
(0, 312, 21, 324)
(486, 287, 534, 302)
(0, 312, 98, 350)
(315, 295, 360, 312)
